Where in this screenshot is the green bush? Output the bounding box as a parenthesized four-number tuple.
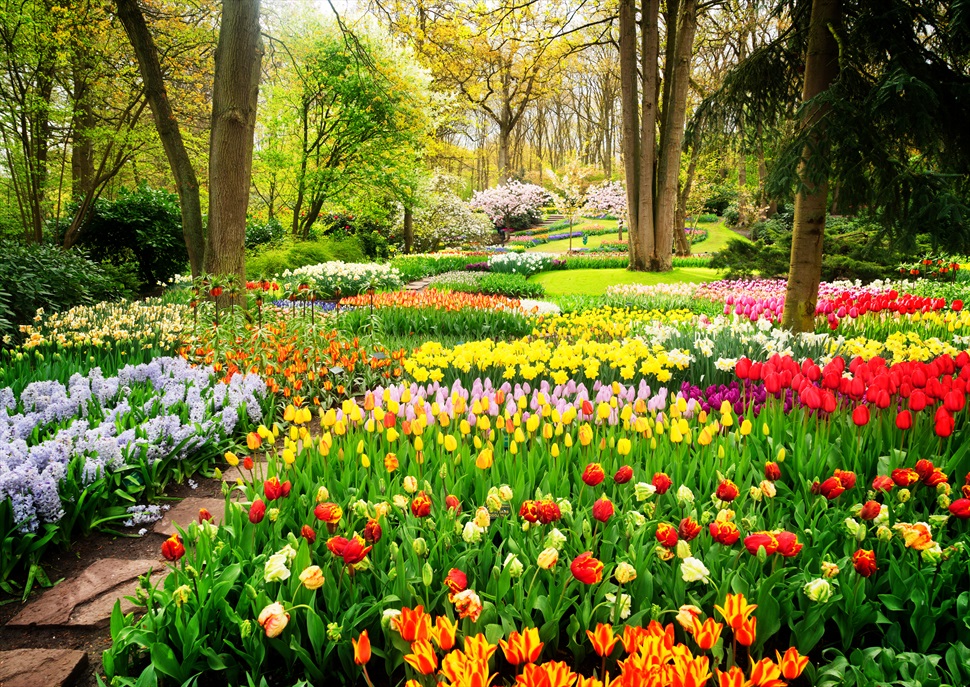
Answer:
(74, 185, 187, 288)
(702, 184, 738, 215)
(0, 241, 135, 340)
(710, 212, 899, 281)
(438, 272, 545, 298)
(245, 217, 285, 249)
(696, 213, 718, 223)
(247, 236, 366, 278)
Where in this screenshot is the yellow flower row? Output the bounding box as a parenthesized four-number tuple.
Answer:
(833, 331, 961, 363)
(18, 299, 188, 349)
(532, 307, 696, 340)
(405, 338, 689, 384)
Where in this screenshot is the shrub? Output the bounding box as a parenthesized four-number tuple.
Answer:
(696, 213, 718, 223)
(393, 175, 495, 252)
(247, 236, 366, 278)
(702, 183, 738, 215)
(723, 203, 741, 227)
(319, 212, 391, 259)
(711, 212, 899, 281)
(74, 185, 187, 288)
(245, 217, 285, 249)
(0, 241, 134, 341)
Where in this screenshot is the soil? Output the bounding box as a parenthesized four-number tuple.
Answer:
(0, 473, 224, 686)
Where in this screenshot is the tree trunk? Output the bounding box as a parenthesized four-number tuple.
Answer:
(637, 0, 661, 271)
(675, 123, 703, 257)
(205, 0, 263, 292)
(116, 0, 205, 277)
(71, 67, 95, 199)
(653, 0, 696, 272)
(617, 0, 643, 269)
(781, 0, 841, 332)
(497, 122, 511, 182)
(403, 204, 414, 254)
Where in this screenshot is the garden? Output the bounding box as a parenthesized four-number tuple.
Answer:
(2, 0, 969, 685)
(4, 236, 970, 686)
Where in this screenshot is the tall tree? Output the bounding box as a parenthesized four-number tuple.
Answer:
(204, 0, 263, 286)
(115, 0, 206, 277)
(780, 0, 840, 331)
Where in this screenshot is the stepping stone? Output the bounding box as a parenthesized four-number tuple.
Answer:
(0, 649, 88, 687)
(7, 558, 163, 629)
(153, 496, 228, 536)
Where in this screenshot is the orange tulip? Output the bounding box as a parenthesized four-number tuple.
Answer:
(403, 639, 438, 675)
(620, 625, 648, 654)
(499, 627, 543, 665)
(393, 606, 432, 642)
(670, 655, 711, 687)
(433, 616, 457, 651)
(575, 677, 604, 687)
(714, 593, 757, 630)
(463, 633, 498, 663)
(514, 661, 577, 687)
(352, 630, 371, 665)
(586, 623, 618, 657)
(747, 657, 782, 686)
(716, 666, 745, 687)
(735, 616, 757, 647)
(690, 617, 723, 650)
(776, 647, 809, 679)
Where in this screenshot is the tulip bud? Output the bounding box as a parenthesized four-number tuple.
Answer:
(422, 562, 434, 587)
(675, 540, 692, 559)
(876, 525, 893, 542)
(821, 561, 840, 578)
(537, 547, 559, 569)
(897, 488, 911, 503)
(938, 494, 951, 509)
(504, 553, 524, 578)
(921, 543, 943, 566)
(749, 486, 763, 502)
(412, 537, 427, 557)
(615, 562, 637, 584)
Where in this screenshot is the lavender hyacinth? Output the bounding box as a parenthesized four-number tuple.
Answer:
(0, 357, 266, 533)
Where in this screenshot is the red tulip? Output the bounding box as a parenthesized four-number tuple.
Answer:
(851, 405, 870, 426)
(613, 465, 634, 484)
(678, 517, 702, 541)
(818, 476, 845, 500)
(249, 499, 267, 523)
(301, 524, 316, 544)
(709, 520, 740, 545)
(519, 500, 539, 522)
(775, 531, 803, 558)
(858, 500, 881, 521)
(833, 469, 857, 489)
(764, 462, 781, 481)
(744, 532, 779, 556)
(411, 491, 432, 518)
(895, 410, 913, 430)
(949, 498, 970, 519)
(537, 499, 562, 524)
(715, 479, 740, 502)
(655, 522, 678, 548)
(444, 568, 468, 596)
(582, 463, 605, 486)
(161, 534, 185, 562)
(570, 552, 604, 584)
(652, 472, 673, 494)
(853, 549, 877, 577)
(445, 495, 461, 512)
(363, 518, 383, 543)
(591, 496, 614, 523)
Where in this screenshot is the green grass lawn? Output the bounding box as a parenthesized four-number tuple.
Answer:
(528, 217, 750, 255)
(692, 219, 750, 254)
(533, 267, 722, 296)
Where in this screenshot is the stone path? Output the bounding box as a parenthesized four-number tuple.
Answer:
(1, 481, 232, 685)
(404, 277, 433, 291)
(0, 649, 88, 687)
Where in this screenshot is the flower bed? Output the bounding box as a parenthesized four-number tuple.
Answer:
(0, 357, 266, 588)
(104, 367, 970, 684)
(279, 261, 403, 298)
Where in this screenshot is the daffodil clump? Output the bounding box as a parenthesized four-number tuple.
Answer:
(16, 299, 188, 349)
